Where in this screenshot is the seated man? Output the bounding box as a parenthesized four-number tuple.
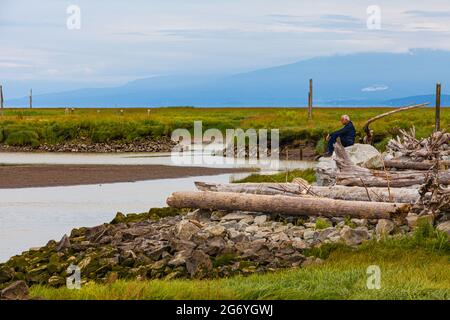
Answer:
(325, 115, 356, 155)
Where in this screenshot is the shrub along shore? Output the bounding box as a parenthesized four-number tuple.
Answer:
(0, 107, 447, 153)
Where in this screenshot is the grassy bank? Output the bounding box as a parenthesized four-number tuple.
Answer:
(233, 169, 316, 184)
(30, 225, 450, 300)
(0, 107, 447, 149)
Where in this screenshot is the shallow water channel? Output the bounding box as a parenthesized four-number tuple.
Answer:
(0, 152, 316, 262)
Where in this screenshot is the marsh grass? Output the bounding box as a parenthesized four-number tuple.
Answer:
(30, 224, 449, 300)
(0, 107, 447, 147)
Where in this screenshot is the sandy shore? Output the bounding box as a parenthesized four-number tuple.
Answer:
(0, 165, 250, 188)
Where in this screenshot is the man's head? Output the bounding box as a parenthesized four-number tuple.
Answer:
(340, 115, 350, 125)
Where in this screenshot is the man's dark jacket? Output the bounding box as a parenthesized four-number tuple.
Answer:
(330, 121, 356, 147)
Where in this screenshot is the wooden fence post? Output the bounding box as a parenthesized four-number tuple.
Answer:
(435, 83, 441, 132)
(0, 85, 4, 114)
(308, 79, 313, 120)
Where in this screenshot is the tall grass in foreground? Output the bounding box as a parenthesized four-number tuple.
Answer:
(30, 225, 450, 300)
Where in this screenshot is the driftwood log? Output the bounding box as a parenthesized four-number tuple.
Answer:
(333, 141, 450, 187)
(167, 191, 410, 220)
(363, 103, 428, 144)
(195, 181, 421, 203)
(383, 160, 450, 171)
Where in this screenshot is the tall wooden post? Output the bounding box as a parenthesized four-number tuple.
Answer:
(435, 83, 441, 132)
(0, 85, 4, 114)
(308, 79, 313, 120)
(29, 89, 32, 109)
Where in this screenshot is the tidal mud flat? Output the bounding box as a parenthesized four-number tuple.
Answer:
(0, 164, 250, 189)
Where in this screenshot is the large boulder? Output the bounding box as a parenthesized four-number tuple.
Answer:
(315, 144, 382, 186)
(345, 144, 383, 169)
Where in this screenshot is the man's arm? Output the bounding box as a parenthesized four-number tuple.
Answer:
(330, 124, 352, 138)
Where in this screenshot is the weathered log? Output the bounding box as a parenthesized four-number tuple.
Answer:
(337, 170, 450, 187)
(167, 191, 410, 219)
(383, 160, 450, 170)
(195, 181, 421, 203)
(333, 141, 450, 187)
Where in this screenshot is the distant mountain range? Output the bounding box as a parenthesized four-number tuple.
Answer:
(6, 49, 450, 107)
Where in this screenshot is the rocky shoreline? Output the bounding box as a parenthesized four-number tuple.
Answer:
(2, 207, 449, 297)
(0, 136, 176, 153)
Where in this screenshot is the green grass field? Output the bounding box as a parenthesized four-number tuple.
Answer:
(0, 107, 447, 149)
(30, 223, 449, 300)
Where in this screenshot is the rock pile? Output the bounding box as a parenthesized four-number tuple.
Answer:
(0, 137, 176, 153)
(2, 207, 440, 290)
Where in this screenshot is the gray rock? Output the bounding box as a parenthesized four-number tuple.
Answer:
(286, 226, 305, 238)
(244, 225, 259, 234)
(228, 229, 247, 243)
(204, 225, 226, 237)
(186, 209, 211, 222)
(291, 238, 308, 250)
(56, 234, 71, 251)
(303, 229, 317, 242)
(406, 214, 419, 229)
(436, 221, 450, 236)
(221, 212, 252, 221)
(406, 214, 434, 229)
(351, 219, 368, 227)
(168, 250, 191, 267)
(185, 250, 213, 278)
(236, 222, 250, 232)
(273, 225, 289, 233)
(376, 219, 395, 236)
(340, 227, 369, 246)
(48, 275, 65, 287)
(220, 221, 238, 229)
(170, 239, 197, 252)
(0, 267, 15, 283)
(204, 236, 227, 255)
(253, 231, 270, 239)
(269, 233, 290, 242)
(254, 215, 267, 226)
(318, 228, 336, 241)
(0, 281, 29, 300)
(176, 220, 200, 241)
(304, 222, 316, 228)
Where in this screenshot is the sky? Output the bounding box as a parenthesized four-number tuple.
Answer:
(1, 0, 450, 98)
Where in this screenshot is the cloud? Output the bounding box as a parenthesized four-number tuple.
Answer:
(0, 62, 32, 68)
(404, 10, 450, 18)
(361, 85, 389, 92)
(268, 13, 364, 31)
(0, 19, 60, 28)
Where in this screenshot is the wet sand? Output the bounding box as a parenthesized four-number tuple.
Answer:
(0, 164, 250, 188)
